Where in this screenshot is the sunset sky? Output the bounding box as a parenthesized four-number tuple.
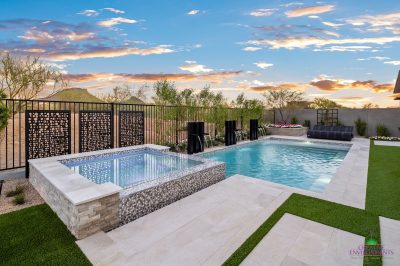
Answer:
(1, 0, 399, 107)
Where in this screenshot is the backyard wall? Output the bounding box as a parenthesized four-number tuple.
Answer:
(281, 108, 400, 137)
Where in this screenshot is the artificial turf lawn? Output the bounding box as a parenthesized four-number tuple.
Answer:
(0, 204, 90, 266)
(223, 193, 381, 266)
(366, 141, 400, 220)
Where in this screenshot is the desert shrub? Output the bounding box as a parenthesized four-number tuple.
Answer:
(12, 194, 25, 205)
(290, 116, 298, 124)
(6, 185, 24, 197)
(354, 118, 367, 136)
(376, 124, 390, 137)
(0, 91, 9, 132)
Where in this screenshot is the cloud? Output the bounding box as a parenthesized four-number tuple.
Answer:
(103, 8, 125, 14)
(333, 96, 368, 102)
(346, 12, 400, 34)
(246, 36, 400, 50)
(285, 5, 335, 18)
(78, 10, 99, 17)
(310, 77, 393, 93)
(249, 9, 276, 17)
(314, 45, 372, 52)
(19, 29, 96, 42)
(0, 18, 177, 62)
(65, 71, 243, 84)
(384, 61, 400, 66)
(322, 21, 344, 28)
(45, 45, 175, 61)
(242, 46, 262, 52)
(179, 63, 213, 73)
(250, 83, 303, 92)
(187, 10, 200, 15)
(97, 17, 138, 27)
(254, 62, 273, 69)
(308, 15, 320, 19)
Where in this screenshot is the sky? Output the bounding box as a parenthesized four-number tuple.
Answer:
(0, 0, 400, 107)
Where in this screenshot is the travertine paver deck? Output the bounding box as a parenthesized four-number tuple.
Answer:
(77, 137, 372, 266)
(374, 140, 400, 147)
(380, 216, 400, 266)
(77, 175, 291, 266)
(242, 213, 364, 266)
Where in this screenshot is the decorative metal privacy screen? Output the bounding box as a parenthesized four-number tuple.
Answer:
(79, 111, 114, 152)
(25, 110, 71, 177)
(317, 109, 339, 126)
(119, 111, 145, 147)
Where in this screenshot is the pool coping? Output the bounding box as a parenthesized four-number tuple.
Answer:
(28, 144, 223, 205)
(197, 135, 370, 209)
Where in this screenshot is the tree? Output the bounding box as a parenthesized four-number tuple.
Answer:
(101, 84, 147, 103)
(309, 97, 343, 109)
(0, 53, 65, 100)
(362, 103, 379, 109)
(232, 93, 264, 129)
(263, 89, 304, 123)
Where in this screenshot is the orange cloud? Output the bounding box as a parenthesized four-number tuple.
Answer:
(65, 71, 243, 84)
(250, 83, 303, 92)
(310, 80, 344, 91)
(285, 5, 335, 18)
(310, 78, 394, 93)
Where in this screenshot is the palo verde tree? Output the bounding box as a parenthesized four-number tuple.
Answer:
(263, 88, 304, 124)
(0, 52, 66, 100)
(309, 97, 343, 109)
(101, 84, 147, 104)
(231, 93, 264, 129)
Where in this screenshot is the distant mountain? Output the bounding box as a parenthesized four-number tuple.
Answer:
(122, 96, 145, 104)
(43, 88, 104, 102)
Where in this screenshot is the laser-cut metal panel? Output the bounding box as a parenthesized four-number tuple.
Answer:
(119, 111, 144, 147)
(25, 110, 71, 177)
(79, 111, 114, 153)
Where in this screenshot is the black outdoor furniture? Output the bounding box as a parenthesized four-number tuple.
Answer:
(307, 125, 354, 141)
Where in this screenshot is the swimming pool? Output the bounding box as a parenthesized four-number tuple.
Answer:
(200, 139, 350, 192)
(62, 149, 204, 189)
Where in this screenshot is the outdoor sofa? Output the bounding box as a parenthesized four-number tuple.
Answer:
(307, 125, 354, 141)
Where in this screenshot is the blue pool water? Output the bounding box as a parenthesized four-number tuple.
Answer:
(62, 150, 203, 188)
(200, 140, 349, 192)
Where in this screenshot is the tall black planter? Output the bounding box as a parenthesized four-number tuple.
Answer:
(225, 120, 236, 146)
(187, 122, 205, 154)
(250, 119, 258, 140)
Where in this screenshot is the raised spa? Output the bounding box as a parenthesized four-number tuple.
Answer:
(29, 145, 225, 239)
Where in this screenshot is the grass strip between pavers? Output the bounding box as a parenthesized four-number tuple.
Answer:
(223, 193, 381, 266)
(366, 141, 400, 220)
(0, 204, 90, 266)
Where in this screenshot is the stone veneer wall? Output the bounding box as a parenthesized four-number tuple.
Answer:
(30, 166, 120, 239)
(120, 163, 225, 225)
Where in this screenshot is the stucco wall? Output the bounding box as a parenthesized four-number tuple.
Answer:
(278, 108, 400, 137)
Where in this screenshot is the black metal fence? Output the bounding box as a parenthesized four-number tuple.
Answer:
(0, 99, 275, 171)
